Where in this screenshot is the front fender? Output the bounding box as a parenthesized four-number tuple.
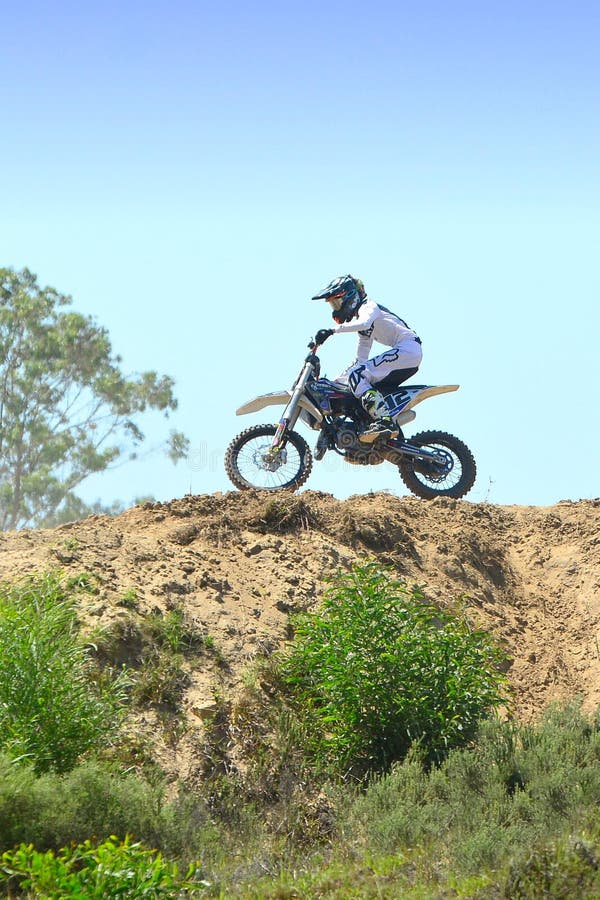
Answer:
(236, 391, 323, 423)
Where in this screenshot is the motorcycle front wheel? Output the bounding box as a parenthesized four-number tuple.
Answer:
(398, 430, 476, 500)
(225, 424, 313, 492)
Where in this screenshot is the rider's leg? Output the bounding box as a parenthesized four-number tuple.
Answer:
(348, 366, 399, 443)
(359, 387, 399, 442)
(348, 341, 423, 444)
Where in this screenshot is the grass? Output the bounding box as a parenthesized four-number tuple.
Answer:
(131, 652, 190, 708)
(0, 573, 125, 773)
(145, 606, 206, 653)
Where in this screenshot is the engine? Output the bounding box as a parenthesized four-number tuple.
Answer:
(332, 423, 385, 465)
(335, 423, 361, 451)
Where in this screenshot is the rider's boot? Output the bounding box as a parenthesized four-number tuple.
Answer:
(358, 389, 399, 443)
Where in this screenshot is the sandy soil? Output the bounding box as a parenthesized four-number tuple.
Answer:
(0, 490, 598, 780)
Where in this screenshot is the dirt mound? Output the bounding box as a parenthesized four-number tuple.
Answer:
(0, 491, 598, 780)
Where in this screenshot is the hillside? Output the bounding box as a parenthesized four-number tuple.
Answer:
(0, 490, 598, 783)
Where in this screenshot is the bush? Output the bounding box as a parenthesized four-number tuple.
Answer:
(0, 835, 206, 898)
(0, 573, 125, 773)
(505, 837, 600, 898)
(0, 755, 167, 853)
(280, 562, 509, 772)
(342, 705, 600, 881)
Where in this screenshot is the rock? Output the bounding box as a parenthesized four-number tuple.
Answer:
(190, 700, 219, 721)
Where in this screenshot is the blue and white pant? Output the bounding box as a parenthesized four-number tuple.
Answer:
(347, 338, 423, 398)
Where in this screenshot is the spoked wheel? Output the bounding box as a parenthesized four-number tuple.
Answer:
(225, 424, 313, 492)
(399, 430, 476, 499)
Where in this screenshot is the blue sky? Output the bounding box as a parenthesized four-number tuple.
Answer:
(2, 1, 599, 508)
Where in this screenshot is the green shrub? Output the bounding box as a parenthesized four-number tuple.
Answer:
(0, 756, 164, 853)
(504, 837, 600, 898)
(0, 573, 125, 773)
(342, 705, 600, 882)
(0, 835, 206, 898)
(279, 562, 508, 773)
(0, 752, 236, 875)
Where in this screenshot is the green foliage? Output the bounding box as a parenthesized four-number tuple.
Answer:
(0, 835, 206, 898)
(279, 562, 508, 772)
(0, 573, 125, 772)
(0, 267, 188, 530)
(0, 696, 597, 897)
(343, 703, 600, 879)
(505, 837, 600, 898)
(90, 605, 218, 711)
(119, 588, 140, 610)
(146, 606, 208, 654)
(0, 756, 164, 853)
(0, 752, 237, 888)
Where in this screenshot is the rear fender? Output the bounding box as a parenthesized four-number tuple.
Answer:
(386, 384, 459, 417)
(236, 391, 324, 423)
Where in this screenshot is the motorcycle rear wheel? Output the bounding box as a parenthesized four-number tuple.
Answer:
(225, 424, 313, 492)
(398, 430, 476, 500)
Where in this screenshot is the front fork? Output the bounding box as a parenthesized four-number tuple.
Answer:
(268, 356, 316, 453)
(270, 418, 289, 449)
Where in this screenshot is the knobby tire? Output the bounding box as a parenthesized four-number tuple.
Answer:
(225, 424, 313, 492)
(398, 430, 476, 500)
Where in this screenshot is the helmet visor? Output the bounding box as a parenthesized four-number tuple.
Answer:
(326, 294, 344, 312)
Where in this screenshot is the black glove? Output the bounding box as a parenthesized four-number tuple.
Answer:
(315, 328, 334, 346)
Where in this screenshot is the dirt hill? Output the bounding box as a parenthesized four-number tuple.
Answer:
(0, 491, 598, 782)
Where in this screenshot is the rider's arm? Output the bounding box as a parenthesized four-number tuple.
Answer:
(332, 298, 379, 335)
(334, 328, 372, 379)
(356, 332, 374, 362)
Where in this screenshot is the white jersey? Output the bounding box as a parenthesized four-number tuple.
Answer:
(333, 297, 419, 363)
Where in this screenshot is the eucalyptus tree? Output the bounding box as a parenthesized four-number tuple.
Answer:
(0, 267, 188, 530)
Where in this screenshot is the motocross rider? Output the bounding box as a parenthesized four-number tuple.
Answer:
(312, 275, 423, 443)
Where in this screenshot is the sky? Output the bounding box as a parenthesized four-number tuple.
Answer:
(2, 0, 599, 510)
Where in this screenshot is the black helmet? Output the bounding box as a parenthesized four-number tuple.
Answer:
(311, 275, 366, 324)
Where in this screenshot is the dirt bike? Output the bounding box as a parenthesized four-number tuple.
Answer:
(225, 338, 476, 499)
